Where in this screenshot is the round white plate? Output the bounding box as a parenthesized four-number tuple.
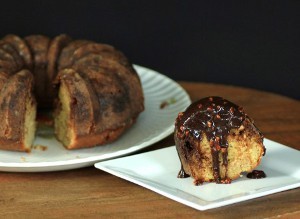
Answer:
(0, 65, 191, 172)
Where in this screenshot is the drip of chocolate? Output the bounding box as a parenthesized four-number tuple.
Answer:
(177, 165, 190, 178)
(175, 96, 248, 183)
(247, 170, 266, 179)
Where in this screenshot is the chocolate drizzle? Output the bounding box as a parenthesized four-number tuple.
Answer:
(175, 96, 247, 183)
(177, 165, 190, 178)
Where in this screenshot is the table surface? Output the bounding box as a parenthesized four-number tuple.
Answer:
(0, 82, 299, 218)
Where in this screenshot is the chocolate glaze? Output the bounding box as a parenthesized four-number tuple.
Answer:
(247, 170, 266, 179)
(175, 96, 253, 183)
(177, 165, 190, 178)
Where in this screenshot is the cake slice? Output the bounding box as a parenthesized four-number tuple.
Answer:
(54, 68, 100, 149)
(175, 96, 265, 184)
(0, 70, 36, 152)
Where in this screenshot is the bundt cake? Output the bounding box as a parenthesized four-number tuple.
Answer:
(0, 34, 144, 151)
(174, 96, 265, 184)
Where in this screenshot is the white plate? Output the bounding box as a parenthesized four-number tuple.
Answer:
(95, 139, 300, 211)
(0, 65, 191, 172)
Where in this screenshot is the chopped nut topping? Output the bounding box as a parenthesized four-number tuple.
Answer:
(207, 121, 212, 127)
(239, 125, 245, 131)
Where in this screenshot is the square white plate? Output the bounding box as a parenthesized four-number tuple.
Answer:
(95, 138, 300, 210)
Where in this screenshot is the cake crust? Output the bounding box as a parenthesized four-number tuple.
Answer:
(58, 40, 92, 70)
(47, 34, 72, 85)
(25, 35, 50, 107)
(3, 34, 33, 70)
(0, 70, 36, 152)
(0, 48, 17, 64)
(47, 34, 72, 103)
(0, 40, 24, 71)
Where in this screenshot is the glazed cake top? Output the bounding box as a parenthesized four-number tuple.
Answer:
(175, 96, 246, 148)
